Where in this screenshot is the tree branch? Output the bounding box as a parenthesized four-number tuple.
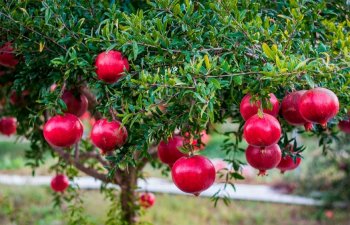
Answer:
(51, 146, 109, 183)
(80, 86, 102, 120)
(79, 151, 109, 168)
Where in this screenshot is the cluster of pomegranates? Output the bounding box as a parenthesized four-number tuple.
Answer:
(0, 43, 18, 137)
(45, 50, 130, 193)
(43, 50, 129, 150)
(157, 132, 216, 196)
(43, 112, 128, 153)
(241, 87, 340, 175)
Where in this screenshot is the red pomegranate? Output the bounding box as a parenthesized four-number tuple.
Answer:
(95, 50, 129, 83)
(281, 90, 313, 131)
(171, 155, 215, 196)
(50, 174, 69, 192)
(139, 192, 156, 208)
(277, 154, 301, 174)
(240, 93, 279, 121)
(299, 88, 339, 127)
(245, 144, 282, 176)
(158, 136, 186, 167)
(0, 117, 17, 136)
(43, 113, 83, 147)
(90, 118, 128, 152)
(338, 120, 350, 134)
(61, 90, 88, 117)
(0, 42, 19, 68)
(243, 113, 281, 147)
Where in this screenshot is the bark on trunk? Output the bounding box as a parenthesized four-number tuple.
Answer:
(119, 166, 138, 224)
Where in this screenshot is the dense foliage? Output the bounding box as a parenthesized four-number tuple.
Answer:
(0, 0, 349, 224)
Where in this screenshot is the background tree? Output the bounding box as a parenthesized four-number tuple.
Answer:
(0, 0, 349, 224)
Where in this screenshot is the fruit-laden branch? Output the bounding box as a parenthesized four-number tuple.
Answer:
(51, 146, 109, 183)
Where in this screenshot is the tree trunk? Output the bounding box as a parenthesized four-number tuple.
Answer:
(119, 166, 138, 224)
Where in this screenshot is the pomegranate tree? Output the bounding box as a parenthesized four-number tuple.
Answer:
(171, 155, 215, 196)
(299, 88, 339, 127)
(239, 93, 279, 121)
(1, 1, 349, 224)
(245, 144, 282, 176)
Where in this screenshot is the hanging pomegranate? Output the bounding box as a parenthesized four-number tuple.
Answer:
(171, 155, 215, 196)
(245, 144, 282, 176)
(281, 90, 313, 131)
(299, 88, 339, 127)
(158, 135, 186, 167)
(243, 113, 281, 147)
(240, 93, 279, 121)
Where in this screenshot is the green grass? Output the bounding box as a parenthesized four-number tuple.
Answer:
(0, 184, 348, 225)
(0, 140, 29, 170)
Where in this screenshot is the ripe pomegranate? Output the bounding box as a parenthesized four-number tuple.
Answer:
(0, 42, 19, 68)
(90, 118, 128, 152)
(243, 113, 281, 147)
(240, 93, 279, 121)
(139, 192, 156, 208)
(50, 174, 69, 192)
(245, 144, 282, 176)
(338, 120, 350, 134)
(158, 135, 186, 167)
(171, 155, 215, 196)
(43, 113, 83, 147)
(281, 90, 313, 131)
(61, 90, 88, 117)
(299, 88, 339, 127)
(95, 50, 129, 83)
(277, 154, 301, 174)
(0, 117, 17, 136)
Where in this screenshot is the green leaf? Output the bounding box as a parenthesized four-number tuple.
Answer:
(193, 93, 206, 103)
(262, 43, 275, 60)
(275, 55, 282, 69)
(132, 41, 139, 60)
